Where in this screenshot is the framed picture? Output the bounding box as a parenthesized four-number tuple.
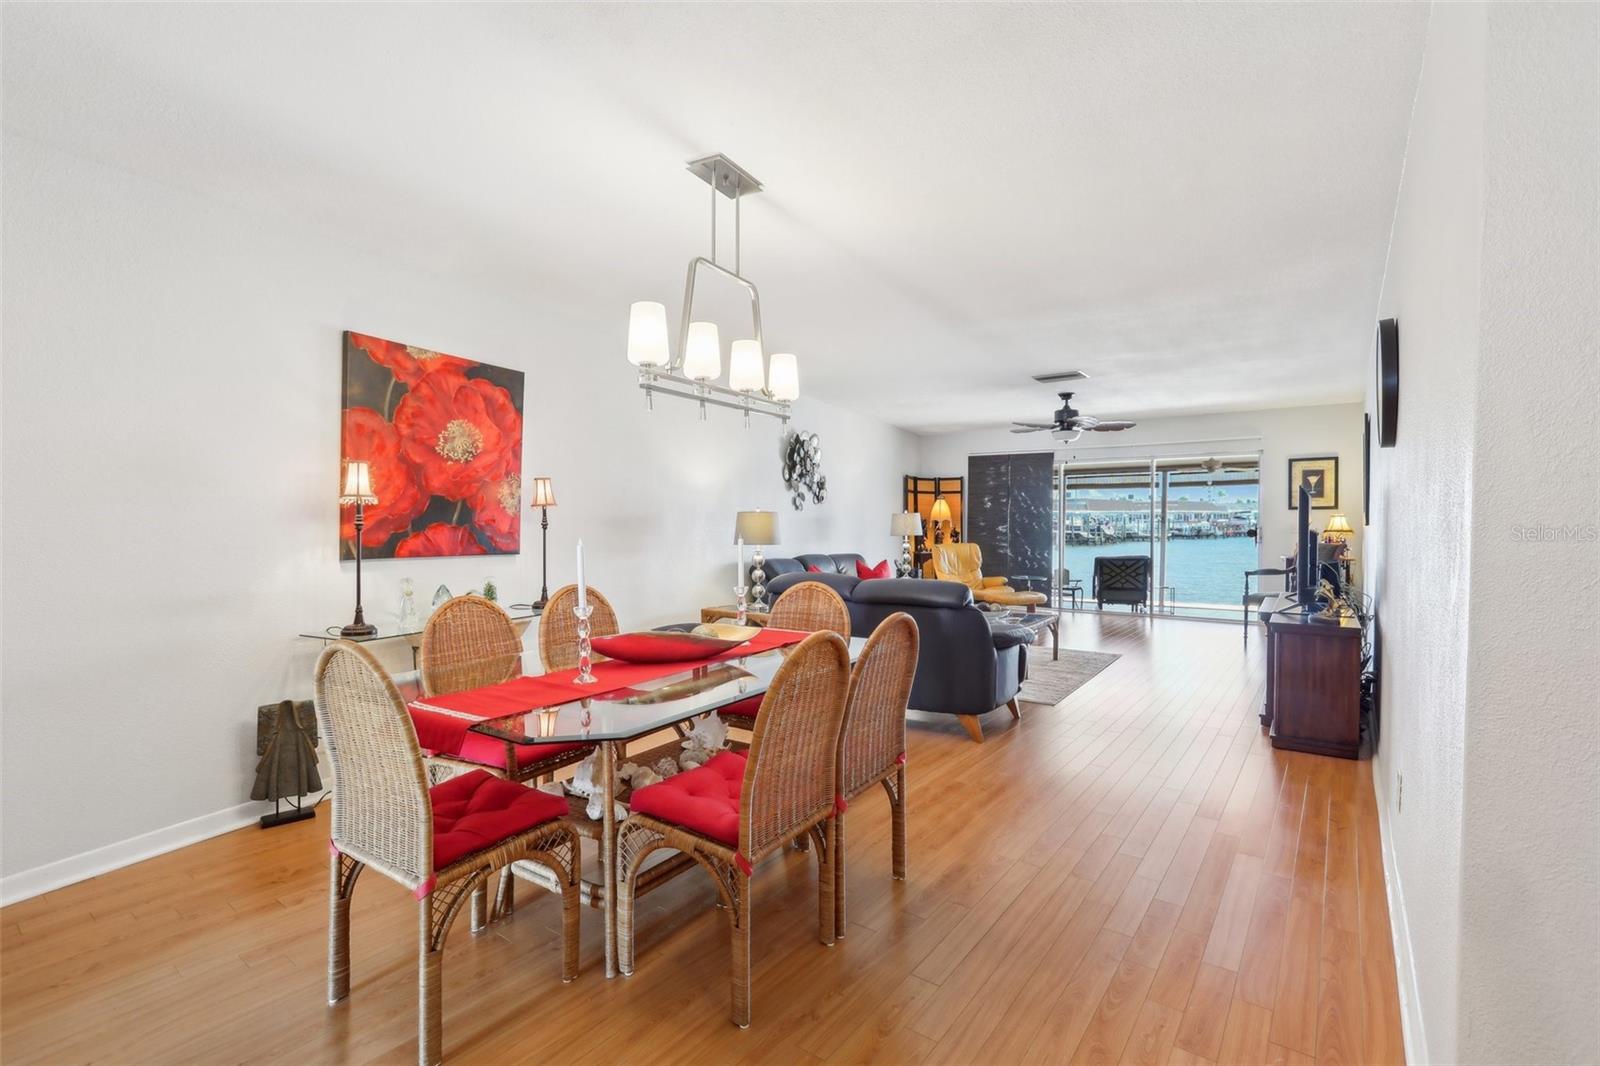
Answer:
(340, 331, 524, 559)
(1287, 456, 1339, 509)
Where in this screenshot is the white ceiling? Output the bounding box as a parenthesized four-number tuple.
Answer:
(2, 3, 1428, 433)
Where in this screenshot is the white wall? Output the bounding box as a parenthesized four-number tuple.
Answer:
(916, 403, 1366, 575)
(0, 132, 917, 893)
(1370, 3, 1599, 1063)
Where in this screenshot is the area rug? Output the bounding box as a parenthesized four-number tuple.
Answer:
(1019, 648, 1121, 706)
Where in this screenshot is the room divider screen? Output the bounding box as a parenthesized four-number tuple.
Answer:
(966, 452, 1054, 595)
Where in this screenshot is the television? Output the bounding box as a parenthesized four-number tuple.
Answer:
(1296, 485, 1320, 603)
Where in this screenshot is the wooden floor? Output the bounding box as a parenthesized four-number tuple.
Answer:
(0, 613, 1404, 1065)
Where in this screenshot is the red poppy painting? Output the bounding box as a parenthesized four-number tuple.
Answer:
(341, 331, 523, 559)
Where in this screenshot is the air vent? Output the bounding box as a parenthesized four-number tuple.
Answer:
(1032, 370, 1088, 384)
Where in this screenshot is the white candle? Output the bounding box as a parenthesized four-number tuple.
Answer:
(736, 537, 744, 589)
(576, 540, 587, 611)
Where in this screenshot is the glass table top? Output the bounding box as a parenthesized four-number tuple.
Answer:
(300, 607, 540, 643)
(417, 636, 867, 745)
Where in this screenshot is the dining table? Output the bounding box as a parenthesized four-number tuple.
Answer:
(407, 629, 868, 978)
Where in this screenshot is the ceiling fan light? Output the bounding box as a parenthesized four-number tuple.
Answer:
(728, 339, 764, 393)
(626, 301, 669, 367)
(768, 352, 799, 401)
(683, 321, 721, 382)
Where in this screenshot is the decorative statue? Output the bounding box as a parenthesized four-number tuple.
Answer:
(252, 700, 322, 828)
(397, 578, 420, 631)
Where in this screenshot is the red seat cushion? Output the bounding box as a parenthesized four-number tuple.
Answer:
(430, 769, 568, 871)
(628, 751, 747, 846)
(716, 694, 762, 721)
(453, 731, 589, 771)
(856, 558, 892, 579)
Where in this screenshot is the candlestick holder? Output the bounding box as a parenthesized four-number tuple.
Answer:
(574, 603, 597, 684)
(735, 586, 748, 626)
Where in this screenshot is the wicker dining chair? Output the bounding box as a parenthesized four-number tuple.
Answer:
(417, 595, 592, 924)
(538, 584, 620, 672)
(314, 641, 581, 1066)
(419, 595, 592, 785)
(616, 630, 852, 1027)
(721, 580, 851, 731)
(832, 611, 919, 939)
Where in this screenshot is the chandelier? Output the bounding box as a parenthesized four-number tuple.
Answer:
(626, 154, 798, 424)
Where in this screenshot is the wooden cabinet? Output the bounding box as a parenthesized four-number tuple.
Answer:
(1261, 610, 1363, 758)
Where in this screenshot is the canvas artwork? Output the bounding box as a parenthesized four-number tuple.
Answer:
(340, 331, 524, 559)
(1287, 455, 1339, 510)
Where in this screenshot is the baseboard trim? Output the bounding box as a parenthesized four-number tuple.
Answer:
(0, 799, 276, 907)
(1372, 765, 1429, 1065)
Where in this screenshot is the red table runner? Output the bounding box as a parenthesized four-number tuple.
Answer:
(407, 627, 809, 756)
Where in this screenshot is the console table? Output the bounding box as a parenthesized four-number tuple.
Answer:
(299, 608, 540, 668)
(1261, 606, 1363, 758)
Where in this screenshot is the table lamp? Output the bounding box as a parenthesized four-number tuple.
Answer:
(1322, 513, 1354, 545)
(735, 510, 780, 609)
(529, 476, 557, 608)
(891, 511, 923, 577)
(930, 496, 952, 544)
(339, 460, 378, 637)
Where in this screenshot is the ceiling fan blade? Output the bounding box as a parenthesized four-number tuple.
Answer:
(1010, 425, 1049, 434)
(1011, 422, 1056, 430)
(1072, 414, 1100, 428)
(1088, 420, 1136, 431)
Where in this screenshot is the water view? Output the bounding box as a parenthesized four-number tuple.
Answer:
(1063, 536, 1260, 609)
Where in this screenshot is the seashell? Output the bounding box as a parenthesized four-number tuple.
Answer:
(653, 756, 680, 779)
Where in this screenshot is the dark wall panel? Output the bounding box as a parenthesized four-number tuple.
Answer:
(1008, 452, 1055, 593)
(967, 452, 1054, 594)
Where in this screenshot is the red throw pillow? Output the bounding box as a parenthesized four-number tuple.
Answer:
(590, 631, 743, 663)
(806, 565, 825, 573)
(856, 558, 892, 579)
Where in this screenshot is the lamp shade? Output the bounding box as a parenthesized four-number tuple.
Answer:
(340, 460, 376, 506)
(1324, 514, 1353, 534)
(734, 509, 779, 546)
(767, 352, 799, 401)
(728, 339, 764, 393)
(683, 321, 721, 381)
(529, 476, 556, 508)
(929, 497, 952, 523)
(891, 511, 923, 537)
(626, 301, 670, 367)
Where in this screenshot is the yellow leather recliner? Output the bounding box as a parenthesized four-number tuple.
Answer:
(923, 543, 1049, 608)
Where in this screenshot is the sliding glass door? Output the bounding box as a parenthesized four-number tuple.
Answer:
(1053, 453, 1261, 618)
(1155, 457, 1261, 617)
(1059, 460, 1156, 608)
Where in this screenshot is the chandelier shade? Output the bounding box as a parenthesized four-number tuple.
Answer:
(728, 339, 764, 393)
(626, 301, 670, 367)
(684, 321, 722, 382)
(767, 352, 800, 402)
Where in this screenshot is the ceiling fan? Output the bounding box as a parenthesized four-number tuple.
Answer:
(1010, 392, 1136, 441)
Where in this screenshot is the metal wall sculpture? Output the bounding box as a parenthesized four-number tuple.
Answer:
(782, 431, 827, 510)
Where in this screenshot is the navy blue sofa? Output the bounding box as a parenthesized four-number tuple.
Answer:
(762, 555, 1030, 738)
